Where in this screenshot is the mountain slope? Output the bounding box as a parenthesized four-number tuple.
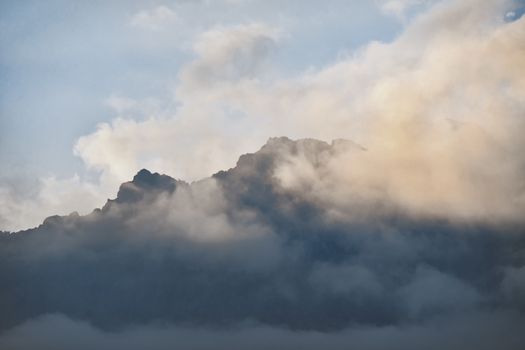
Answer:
(1, 137, 524, 334)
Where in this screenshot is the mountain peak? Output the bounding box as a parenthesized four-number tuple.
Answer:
(129, 169, 177, 189)
(109, 169, 182, 206)
(133, 168, 154, 182)
(264, 136, 293, 146)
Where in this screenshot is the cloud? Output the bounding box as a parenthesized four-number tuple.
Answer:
(1, 312, 525, 350)
(179, 23, 280, 92)
(2, 0, 525, 228)
(104, 95, 137, 114)
(0, 175, 108, 232)
(72, 23, 281, 186)
(399, 266, 482, 319)
(264, 0, 525, 222)
(502, 266, 525, 308)
(130, 6, 178, 31)
(309, 262, 383, 296)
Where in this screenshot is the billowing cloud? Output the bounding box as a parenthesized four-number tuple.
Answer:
(2, 0, 524, 231)
(1, 0, 524, 231)
(72, 23, 280, 188)
(68, 0, 525, 224)
(0, 175, 108, 232)
(179, 23, 280, 91)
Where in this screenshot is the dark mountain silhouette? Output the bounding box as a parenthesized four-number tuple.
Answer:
(1, 137, 524, 334)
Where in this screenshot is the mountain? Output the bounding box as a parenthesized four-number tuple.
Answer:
(1, 137, 524, 334)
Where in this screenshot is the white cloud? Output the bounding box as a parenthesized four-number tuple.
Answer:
(179, 23, 280, 92)
(104, 95, 137, 114)
(505, 10, 516, 18)
(130, 5, 178, 31)
(74, 23, 281, 185)
(0, 175, 109, 232)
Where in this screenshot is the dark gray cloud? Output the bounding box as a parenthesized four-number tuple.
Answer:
(1, 137, 525, 348)
(1, 311, 525, 350)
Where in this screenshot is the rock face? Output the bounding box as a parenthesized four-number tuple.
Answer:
(0, 137, 524, 334)
(104, 169, 184, 209)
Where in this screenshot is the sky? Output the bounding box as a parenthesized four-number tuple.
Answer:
(0, 0, 423, 231)
(0, 0, 401, 175)
(0, 0, 523, 231)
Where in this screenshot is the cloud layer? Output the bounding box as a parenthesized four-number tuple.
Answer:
(2, 311, 525, 350)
